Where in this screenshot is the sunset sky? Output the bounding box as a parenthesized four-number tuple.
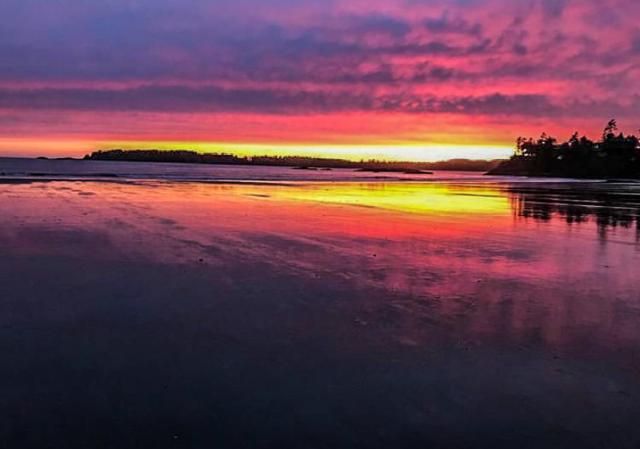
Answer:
(1, 0, 639, 160)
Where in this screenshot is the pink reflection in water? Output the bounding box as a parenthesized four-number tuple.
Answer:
(1, 180, 639, 371)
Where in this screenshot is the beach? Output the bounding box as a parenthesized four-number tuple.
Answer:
(1, 160, 640, 448)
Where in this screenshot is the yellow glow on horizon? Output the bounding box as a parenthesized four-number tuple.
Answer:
(0, 137, 513, 161)
(97, 141, 512, 162)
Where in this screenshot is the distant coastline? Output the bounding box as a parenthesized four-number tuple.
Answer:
(81, 149, 503, 173)
(488, 120, 640, 179)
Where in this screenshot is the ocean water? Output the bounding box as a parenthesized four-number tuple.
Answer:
(0, 156, 589, 183)
(1, 157, 639, 448)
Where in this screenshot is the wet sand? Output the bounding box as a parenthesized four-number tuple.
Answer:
(1, 179, 639, 448)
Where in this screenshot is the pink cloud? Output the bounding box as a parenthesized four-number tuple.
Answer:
(0, 0, 638, 156)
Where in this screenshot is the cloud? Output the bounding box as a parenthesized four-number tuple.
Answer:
(423, 13, 482, 36)
(539, 0, 570, 17)
(351, 14, 412, 37)
(0, 0, 639, 149)
(632, 35, 640, 54)
(3, 85, 638, 121)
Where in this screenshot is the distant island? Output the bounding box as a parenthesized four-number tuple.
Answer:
(83, 149, 503, 173)
(489, 120, 640, 179)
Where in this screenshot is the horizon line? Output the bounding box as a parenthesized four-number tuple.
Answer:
(0, 140, 514, 163)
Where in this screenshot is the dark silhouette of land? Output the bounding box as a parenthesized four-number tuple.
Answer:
(83, 150, 502, 172)
(489, 120, 640, 179)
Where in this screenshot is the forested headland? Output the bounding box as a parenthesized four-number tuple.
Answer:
(83, 150, 502, 172)
(489, 120, 640, 179)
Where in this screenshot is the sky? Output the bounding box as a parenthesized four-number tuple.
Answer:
(0, 0, 639, 160)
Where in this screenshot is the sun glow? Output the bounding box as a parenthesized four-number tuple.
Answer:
(94, 141, 512, 162)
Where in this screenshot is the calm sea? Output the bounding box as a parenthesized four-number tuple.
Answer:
(0, 156, 587, 183)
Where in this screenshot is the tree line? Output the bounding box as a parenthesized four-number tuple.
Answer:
(84, 149, 501, 172)
(490, 120, 640, 178)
